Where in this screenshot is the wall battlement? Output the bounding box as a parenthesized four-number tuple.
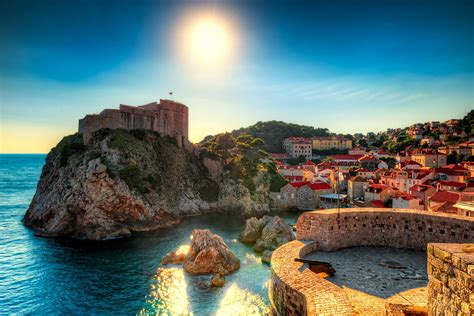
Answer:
(78, 99, 189, 147)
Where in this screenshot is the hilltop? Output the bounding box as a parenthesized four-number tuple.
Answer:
(24, 129, 270, 240)
(201, 121, 332, 153)
(201, 111, 473, 155)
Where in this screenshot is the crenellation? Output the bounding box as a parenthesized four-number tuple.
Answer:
(78, 99, 190, 149)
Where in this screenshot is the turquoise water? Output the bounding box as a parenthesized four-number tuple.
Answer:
(0, 154, 299, 315)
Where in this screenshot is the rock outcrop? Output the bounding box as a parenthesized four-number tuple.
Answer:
(253, 216, 295, 252)
(239, 216, 295, 263)
(161, 250, 187, 265)
(24, 129, 271, 240)
(210, 180, 270, 218)
(210, 274, 226, 287)
(183, 229, 240, 276)
(239, 215, 272, 243)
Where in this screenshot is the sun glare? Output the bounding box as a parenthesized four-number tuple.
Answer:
(176, 9, 238, 69)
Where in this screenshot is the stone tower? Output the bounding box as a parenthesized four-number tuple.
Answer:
(78, 99, 189, 148)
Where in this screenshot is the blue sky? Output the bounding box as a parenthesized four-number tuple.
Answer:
(0, 0, 473, 152)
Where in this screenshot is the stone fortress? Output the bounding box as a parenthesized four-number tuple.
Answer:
(78, 99, 189, 147)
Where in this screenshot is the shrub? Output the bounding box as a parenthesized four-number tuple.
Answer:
(243, 176, 256, 193)
(269, 173, 288, 192)
(145, 174, 162, 191)
(56, 134, 86, 167)
(164, 135, 178, 146)
(119, 164, 145, 193)
(131, 129, 147, 140)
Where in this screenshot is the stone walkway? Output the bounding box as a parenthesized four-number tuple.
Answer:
(343, 286, 427, 315)
(305, 246, 428, 314)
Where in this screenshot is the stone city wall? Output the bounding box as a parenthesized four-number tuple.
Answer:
(270, 208, 474, 315)
(427, 243, 473, 315)
(297, 208, 474, 251)
(269, 240, 355, 315)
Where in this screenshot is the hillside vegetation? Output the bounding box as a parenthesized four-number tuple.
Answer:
(201, 121, 330, 153)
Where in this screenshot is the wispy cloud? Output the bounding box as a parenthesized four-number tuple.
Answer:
(280, 77, 426, 105)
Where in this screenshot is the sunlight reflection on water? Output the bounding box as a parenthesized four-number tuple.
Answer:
(141, 266, 269, 315)
(215, 283, 269, 315)
(142, 267, 190, 315)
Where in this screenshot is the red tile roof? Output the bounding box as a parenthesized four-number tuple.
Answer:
(438, 181, 467, 188)
(306, 181, 332, 191)
(288, 181, 307, 188)
(330, 155, 363, 161)
(270, 153, 290, 159)
(274, 160, 286, 166)
(400, 160, 422, 167)
(289, 180, 332, 191)
(429, 191, 460, 203)
(367, 184, 395, 193)
(284, 176, 304, 182)
(442, 164, 468, 171)
(410, 184, 434, 193)
(395, 192, 418, 201)
(370, 200, 385, 208)
(303, 160, 316, 166)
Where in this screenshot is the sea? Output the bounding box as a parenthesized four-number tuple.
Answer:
(0, 154, 299, 315)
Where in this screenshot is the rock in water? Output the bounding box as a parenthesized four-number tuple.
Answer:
(261, 250, 273, 264)
(253, 216, 295, 253)
(239, 215, 272, 243)
(211, 274, 225, 287)
(239, 216, 294, 263)
(162, 251, 187, 265)
(183, 229, 240, 275)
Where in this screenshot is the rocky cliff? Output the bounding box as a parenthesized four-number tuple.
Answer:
(24, 129, 269, 240)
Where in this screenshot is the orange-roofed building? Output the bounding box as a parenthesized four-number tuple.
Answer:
(272, 180, 333, 210)
(392, 192, 423, 210)
(409, 184, 436, 210)
(302, 160, 316, 173)
(428, 191, 460, 214)
(364, 184, 398, 203)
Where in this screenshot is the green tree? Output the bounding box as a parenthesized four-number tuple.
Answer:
(212, 133, 236, 161)
(379, 157, 397, 169)
(447, 152, 458, 164)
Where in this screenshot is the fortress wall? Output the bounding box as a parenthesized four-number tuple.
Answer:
(269, 209, 474, 315)
(270, 240, 355, 315)
(427, 243, 473, 315)
(79, 100, 189, 147)
(296, 208, 474, 251)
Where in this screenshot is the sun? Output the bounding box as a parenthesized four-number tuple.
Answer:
(189, 19, 228, 64)
(175, 10, 238, 69)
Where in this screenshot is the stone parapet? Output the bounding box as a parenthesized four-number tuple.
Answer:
(270, 208, 474, 315)
(297, 208, 474, 251)
(269, 240, 355, 315)
(427, 243, 473, 315)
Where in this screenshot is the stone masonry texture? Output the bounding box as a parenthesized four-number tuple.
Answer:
(78, 99, 189, 148)
(270, 208, 474, 315)
(427, 243, 473, 316)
